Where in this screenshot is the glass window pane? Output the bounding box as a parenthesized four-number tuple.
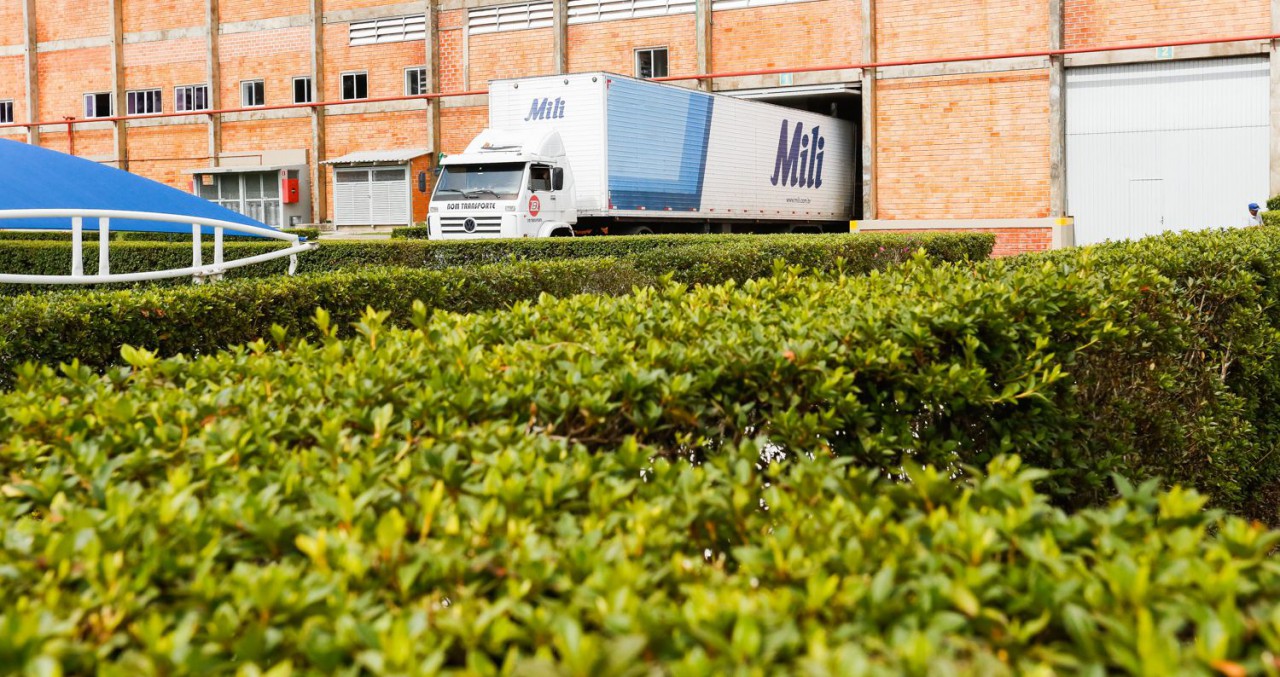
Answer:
(262, 173, 280, 198)
(343, 75, 355, 100)
(198, 178, 218, 199)
(245, 174, 263, 198)
(374, 169, 403, 182)
(357, 74, 368, 99)
(337, 170, 368, 183)
(220, 175, 240, 199)
(654, 49, 668, 77)
(195, 86, 207, 110)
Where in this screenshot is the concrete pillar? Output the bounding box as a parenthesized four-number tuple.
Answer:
(859, 0, 876, 219)
(1271, 0, 1280, 198)
(1049, 0, 1066, 216)
(206, 0, 221, 167)
(696, 0, 712, 91)
(426, 0, 442, 159)
(109, 0, 127, 168)
(21, 0, 38, 146)
(553, 0, 568, 74)
(310, 0, 328, 224)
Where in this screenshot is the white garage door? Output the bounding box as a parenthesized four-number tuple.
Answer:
(334, 167, 410, 226)
(1067, 57, 1269, 245)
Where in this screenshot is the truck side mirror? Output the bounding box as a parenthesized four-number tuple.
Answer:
(553, 168, 564, 191)
(418, 171, 428, 193)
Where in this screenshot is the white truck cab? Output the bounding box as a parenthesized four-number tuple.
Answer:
(428, 128, 577, 239)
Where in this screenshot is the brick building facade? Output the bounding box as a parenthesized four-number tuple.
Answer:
(0, 0, 1276, 252)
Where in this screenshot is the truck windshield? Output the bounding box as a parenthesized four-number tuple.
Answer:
(433, 163, 524, 200)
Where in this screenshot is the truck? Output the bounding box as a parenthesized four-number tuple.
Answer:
(427, 72, 855, 239)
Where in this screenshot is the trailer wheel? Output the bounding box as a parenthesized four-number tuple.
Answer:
(550, 227, 574, 237)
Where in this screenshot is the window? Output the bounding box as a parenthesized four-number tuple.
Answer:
(635, 47, 668, 79)
(529, 165, 552, 192)
(342, 72, 368, 101)
(349, 15, 426, 46)
(468, 2, 553, 34)
(0, 100, 12, 124)
(126, 89, 162, 116)
(175, 85, 209, 112)
(567, 0, 694, 25)
(293, 76, 313, 104)
(198, 172, 282, 227)
(240, 80, 264, 107)
(84, 93, 113, 118)
(405, 67, 428, 96)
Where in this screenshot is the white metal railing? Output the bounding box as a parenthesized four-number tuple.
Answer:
(0, 209, 318, 285)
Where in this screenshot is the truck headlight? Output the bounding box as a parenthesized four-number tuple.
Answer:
(505, 205, 516, 212)
(429, 206, 438, 213)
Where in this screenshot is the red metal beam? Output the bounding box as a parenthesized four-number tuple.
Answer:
(1, 32, 1276, 132)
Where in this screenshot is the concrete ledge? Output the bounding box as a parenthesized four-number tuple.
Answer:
(711, 69, 862, 91)
(1066, 41, 1267, 68)
(326, 100, 430, 116)
(0, 45, 24, 57)
(442, 94, 488, 109)
(220, 15, 310, 35)
(324, 3, 425, 24)
(124, 26, 206, 44)
(221, 109, 311, 123)
(36, 36, 111, 53)
(877, 57, 1050, 80)
(125, 116, 210, 129)
(37, 121, 114, 133)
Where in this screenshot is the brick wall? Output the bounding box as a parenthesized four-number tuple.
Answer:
(220, 27, 311, 108)
(126, 123, 207, 188)
(221, 117, 310, 157)
(121, 0, 204, 34)
(123, 38, 207, 106)
(872, 227, 1053, 257)
(321, 110, 431, 218)
(35, 0, 109, 43)
(441, 105, 486, 154)
(219, 0, 309, 24)
(39, 128, 114, 159)
(877, 0, 1048, 60)
(712, 0, 859, 72)
(1065, 0, 1268, 48)
(470, 29, 554, 86)
(0, 0, 24, 46)
(568, 15, 696, 76)
(323, 23, 427, 101)
(39, 47, 113, 120)
(0, 56, 25, 128)
(876, 71, 1051, 220)
(439, 10, 464, 93)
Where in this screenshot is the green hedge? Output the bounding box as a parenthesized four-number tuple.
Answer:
(1262, 210, 1280, 227)
(0, 232, 991, 295)
(390, 224, 430, 239)
(4, 282, 1280, 670)
(0, 234, 989, 380)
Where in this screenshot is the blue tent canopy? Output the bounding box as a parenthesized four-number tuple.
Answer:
(0, 138, 275, 235)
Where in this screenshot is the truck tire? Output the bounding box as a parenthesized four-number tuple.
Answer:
(614, 225, 655, 236)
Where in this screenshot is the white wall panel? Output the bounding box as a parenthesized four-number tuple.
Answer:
(1067, 57, 1269, 245)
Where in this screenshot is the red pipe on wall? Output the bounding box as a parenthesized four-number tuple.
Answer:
(0, 31, 1276, 133)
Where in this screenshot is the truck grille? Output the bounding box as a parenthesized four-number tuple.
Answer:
(440, 216, 503, 235)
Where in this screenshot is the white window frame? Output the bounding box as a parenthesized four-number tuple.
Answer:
(341, 71, 369, 101)
(467, 2, 554, 34)
(293, 76, 313, 104)
(635, 46, 669, 79)
(349, 14, 427, 46)
(0, 100, 12, 124)
(126, 88, 163, 116)
(83, 92, 113, 119)
(174, 84, 209, 112)
(405, 67, 428, 96)
(240, 79, 265, 108)
(567, 0, 694, 25)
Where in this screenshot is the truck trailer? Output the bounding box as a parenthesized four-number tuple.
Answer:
(428, 72, 856, 239)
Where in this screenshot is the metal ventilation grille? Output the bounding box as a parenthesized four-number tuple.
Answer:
(468, 2, 554, 34)
(568, 0, 695, 24)
(349, 15, 427, 46)
(711, 0, 810, 10)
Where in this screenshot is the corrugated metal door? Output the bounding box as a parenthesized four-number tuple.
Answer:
(334, 169, 372, 226)
(1067, 57, 1269, 244)
(370, 169, 409, 225)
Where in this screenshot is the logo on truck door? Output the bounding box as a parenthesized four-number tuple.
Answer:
(770, 120, 826, 189)
(528, 195, 541, 216)
(524, 97, 566, 121)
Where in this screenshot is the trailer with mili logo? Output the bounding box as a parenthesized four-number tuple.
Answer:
(428, 72, 855, 238)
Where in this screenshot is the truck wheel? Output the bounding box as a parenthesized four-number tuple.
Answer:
(550, 227, 574, 237)
(615, 225, 654, 236)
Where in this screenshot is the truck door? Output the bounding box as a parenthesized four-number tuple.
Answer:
(528, 164, 564, 228)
